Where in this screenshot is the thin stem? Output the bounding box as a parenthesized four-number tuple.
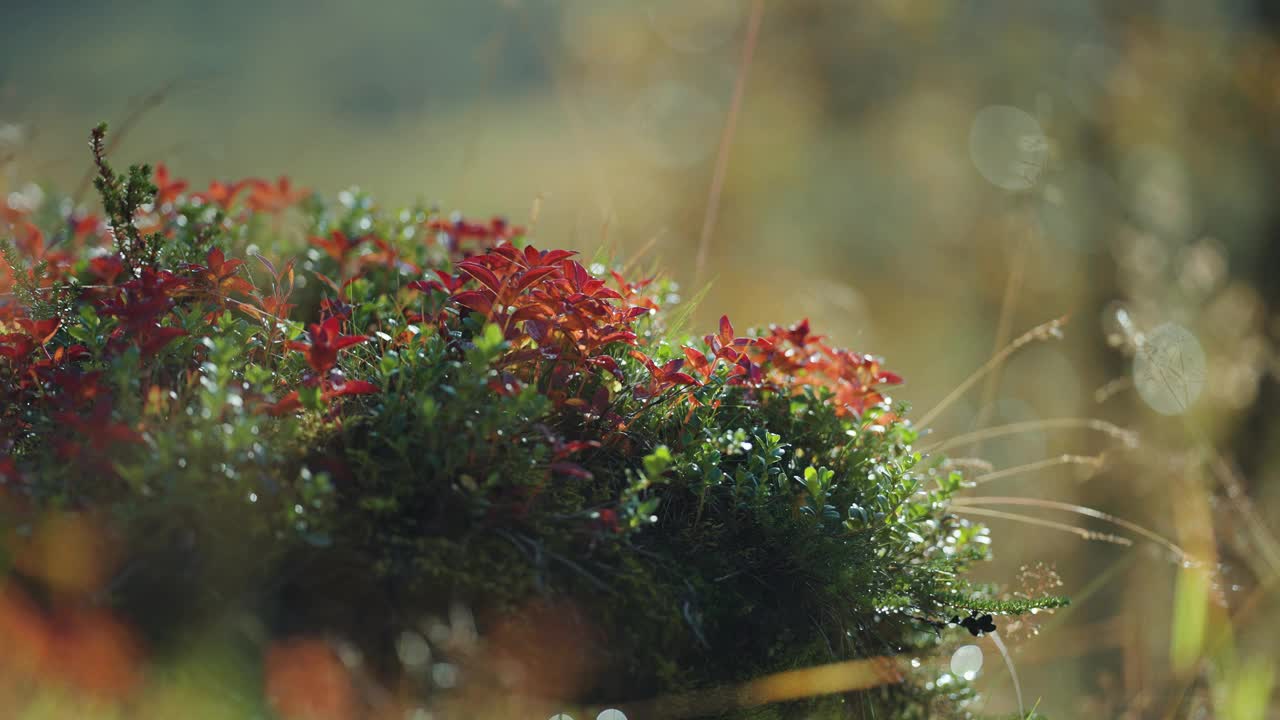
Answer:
(969, 221, 1029, 455)
(940, 457, 995, 473)
(952, 496, 1191, 563)
(950, 506, 1133, 547)
(916, 315, 1068, 429)
(926, 417, 1138, 454)
(1207, 448, 1280, 578)
(694, 0, 765, 284)
(1093, 375, 1133, 403)
(970, 454, 1106, 486)
(989, 630, 1024, 719)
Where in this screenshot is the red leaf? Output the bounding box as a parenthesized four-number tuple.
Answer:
(19, 317, 61, 345)
(595, 330, 637, 346)
(407, 280, 442, 293)
(629, 349, 659, 374)
(719, 315, 734, 344)
(456, 260, 502, 293)
(658, 358, 685, 375)
(221, 276, 255, 296)
(433, 269, 465, 293)
(549, 462, 593, 479)
(207, 246, 226, 271)
(333, 335, 369, 352)
(682, 346, 709, 371)
(153, 164, 189, 205)
(591, 284, 623, 301)
(586, 355, 626, 382)
(89, 256, 125, 284)
(554, 440, 602, 458)
(452, 291, 494, 316)
(137, 326, 187, 357)
(0, 333, 35, 360)
(324, 379, 379, 399)
(667, 372, 699, 387)
(514, 265, 559, 292)
(312, 271, 341, 294)
(265, 391, 302, 416)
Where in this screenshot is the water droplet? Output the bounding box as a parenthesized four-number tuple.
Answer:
(431, 662, 459, 688)
(335, 641, 362, 668)
(969, 106, 1048, 191)
(950, 644, 983, 680)
(1133, 322, 1206, 415)
(397, 630, 431, 668)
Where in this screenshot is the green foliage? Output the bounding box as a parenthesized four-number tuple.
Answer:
(90, 122, 162, 275)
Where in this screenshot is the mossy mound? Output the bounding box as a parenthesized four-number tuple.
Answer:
(0, 127, 1063, 718)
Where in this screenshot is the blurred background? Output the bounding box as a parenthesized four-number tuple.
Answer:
(3, 0, 1280, 716)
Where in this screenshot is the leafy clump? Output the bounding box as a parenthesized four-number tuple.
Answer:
(0, 127, 1064, 718)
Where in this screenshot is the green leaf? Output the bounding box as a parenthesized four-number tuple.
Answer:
(1171, 564, 1210, 674)
(299, 384, 323, 412)
(478, 323, 505, 354)
(420, 396, 438, 422)
(643, 445, 673, 480)
(380, 351, 400, 376)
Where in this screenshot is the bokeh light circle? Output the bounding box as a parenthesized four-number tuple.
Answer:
(1133, 322, 1206, 415)
(950, 644, 984, 680)
(969, 106, 1048, 191)
(596, 709, 628, 720)
(396, 630, 431, 668)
